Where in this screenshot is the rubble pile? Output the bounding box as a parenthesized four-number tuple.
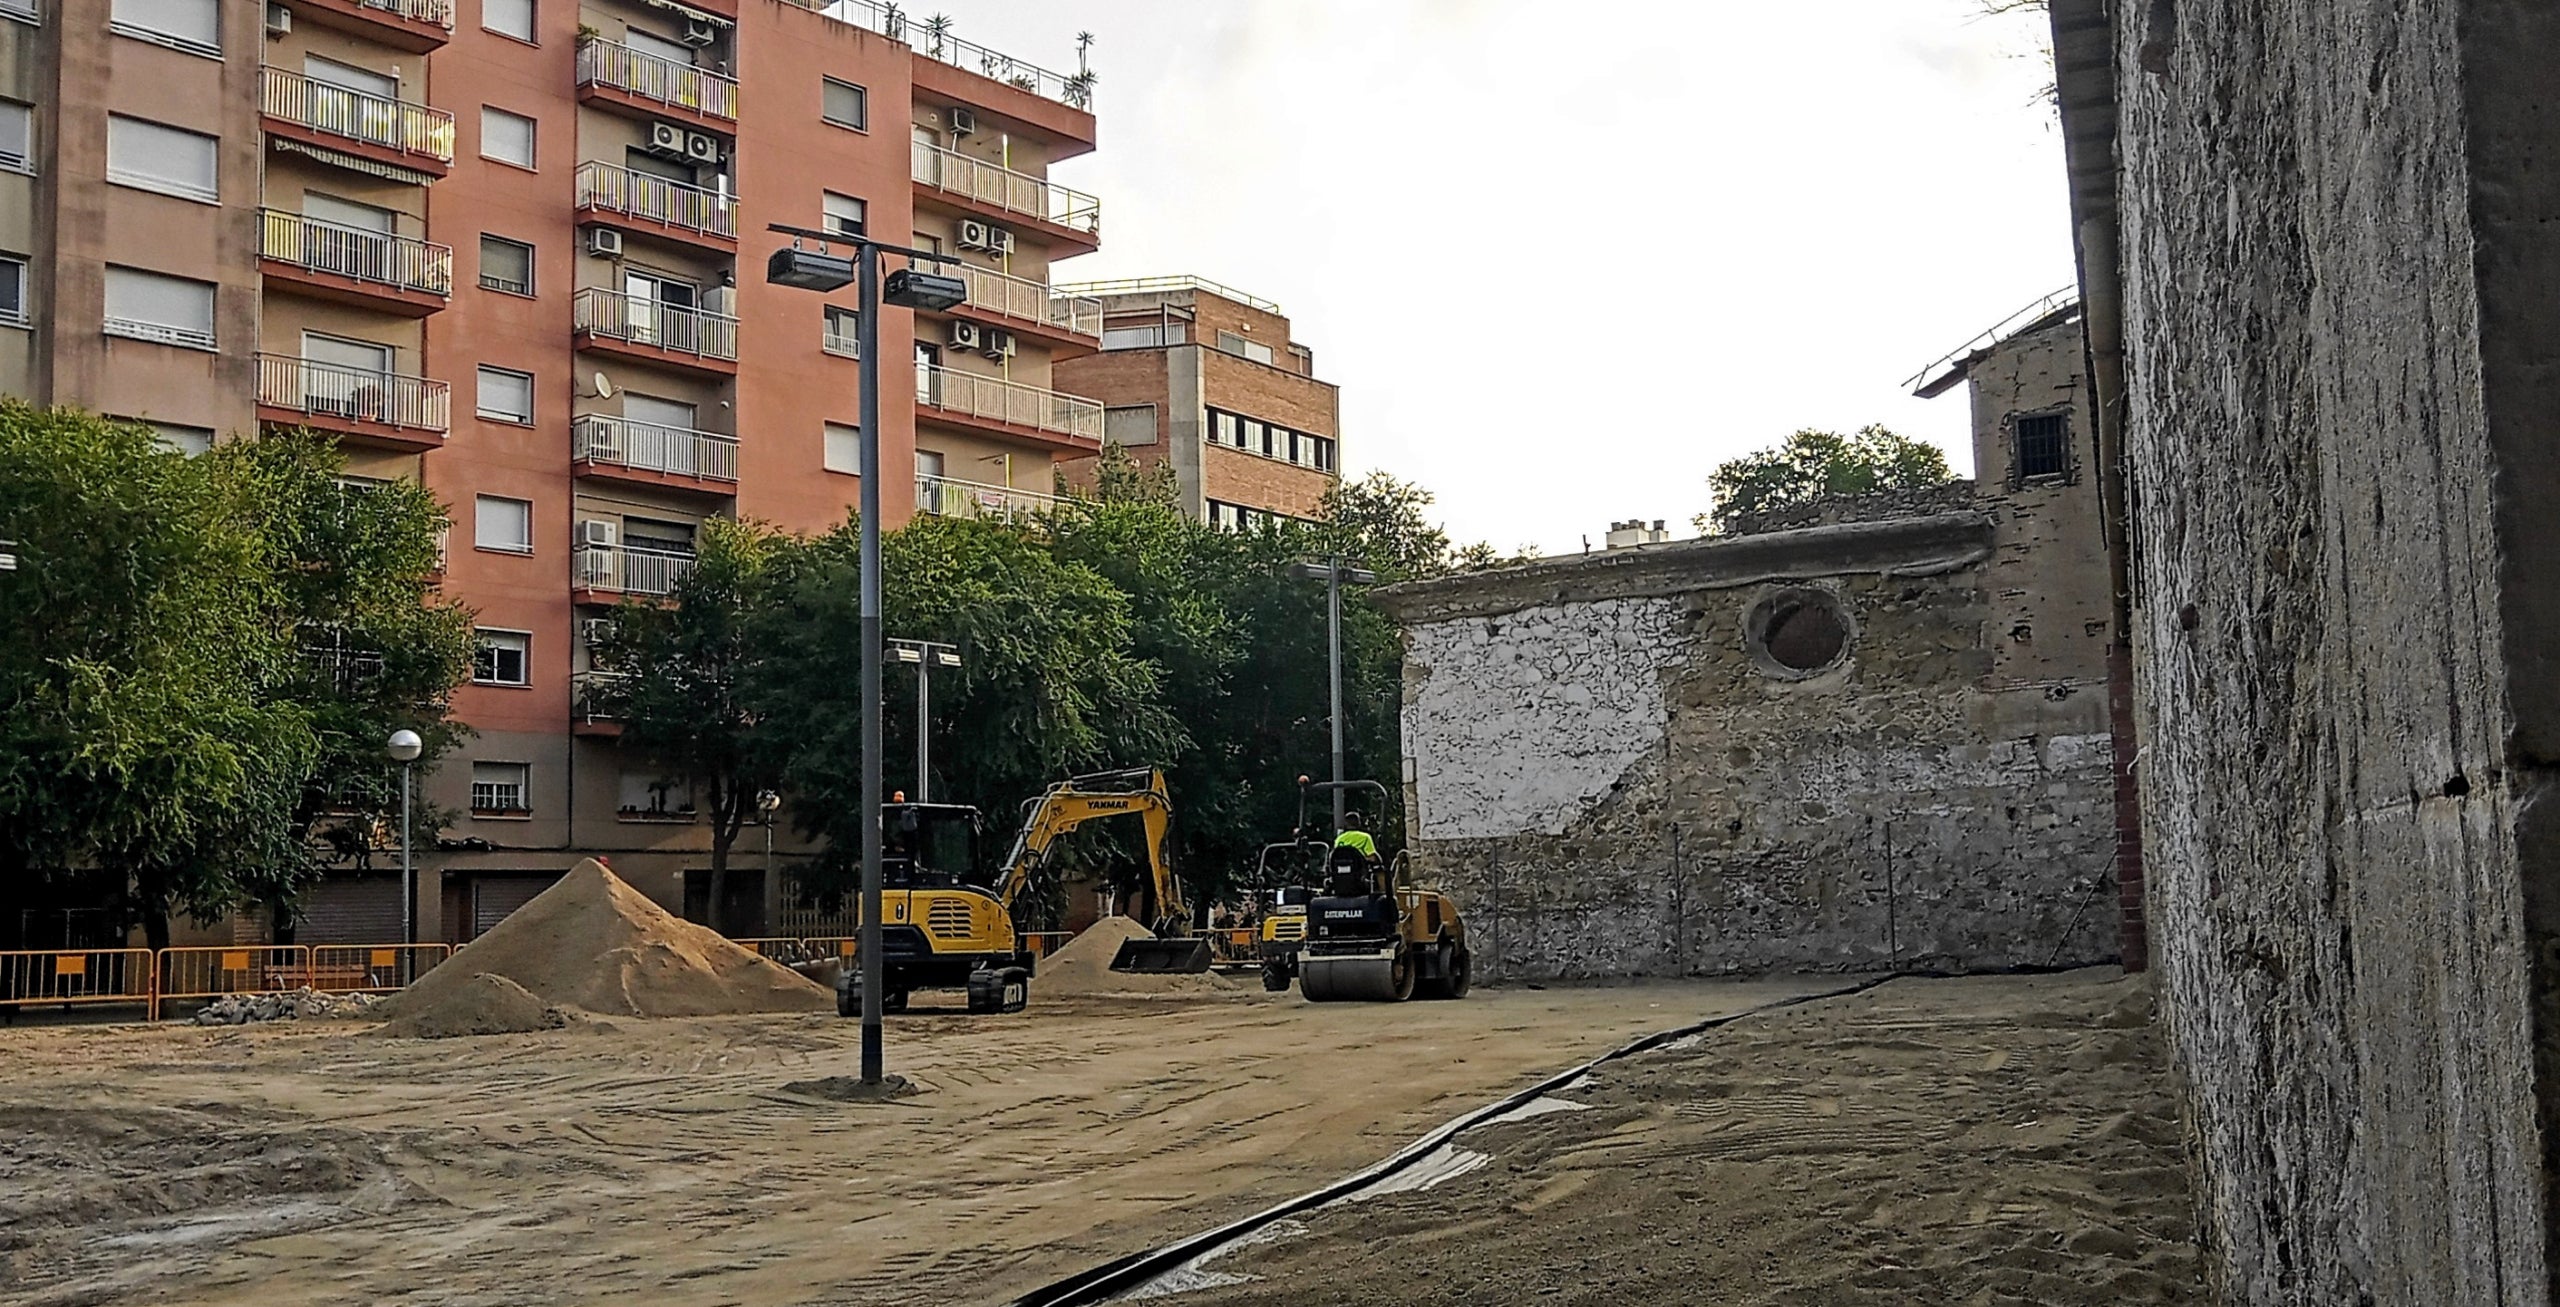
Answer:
(191, 987, 382, 1025)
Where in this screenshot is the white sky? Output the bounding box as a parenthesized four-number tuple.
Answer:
(929, 0, 2072, 554)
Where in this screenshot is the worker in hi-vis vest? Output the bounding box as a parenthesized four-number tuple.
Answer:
(1332, 811, 1379, 865)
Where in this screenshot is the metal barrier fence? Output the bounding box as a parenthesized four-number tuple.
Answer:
(0, 948, 155, 1015)
(155, 946, 313, 1018)
(1018, 931, 1075, 959)
(309, 943, 452, 994)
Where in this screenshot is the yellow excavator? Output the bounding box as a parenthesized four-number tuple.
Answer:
(836, 767, 1209, 1016)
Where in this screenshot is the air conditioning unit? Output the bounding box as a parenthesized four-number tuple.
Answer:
(982, 328, 1016, 359)
(681, 18, 716, 45)
(956, 220, 991, 251)
(577, 519, 620, 549)
(584, 226, 624, 258)
(948, 106, 977, 137)
(946, 320, 981, 350)
(264, 3, 291, 35)
(684, 131, 721, 164)
(645, 122, 689, 157)
(985, 226, 1016, 257)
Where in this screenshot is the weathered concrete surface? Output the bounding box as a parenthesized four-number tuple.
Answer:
(1383, 514, 2120, 980)
(2096, 0, 2560, 1300)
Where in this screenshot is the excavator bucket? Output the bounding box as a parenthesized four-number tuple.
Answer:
(1110, 936, 1214, 975)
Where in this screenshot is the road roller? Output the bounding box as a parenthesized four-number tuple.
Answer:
(1292, 783, 1471, 1003)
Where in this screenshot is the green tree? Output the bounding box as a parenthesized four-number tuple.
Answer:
(213, 432, 474, 931)
(0, 404, 315, 947)
(585, 518, 789, 934)
(1700, 425, 1954, 533)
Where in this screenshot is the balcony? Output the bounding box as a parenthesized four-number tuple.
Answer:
(915, 474, 1063, 525)
(573, 414, 739, 495)
(572, 287, 739, 375)
(573, 161, 737, 250)
(259, 67, 455, 178)
(938, 263, 1101, 351)
(572, 670, 625, 736)
(911, 140, 1100, 252)
(914, 365, 1102, 451)
(258, 209, 452, 315)
(573, 541, 696, 604)
(575, 38, 738, 130)
(286, 0, 454, 52)
(256, 353, 450, 452)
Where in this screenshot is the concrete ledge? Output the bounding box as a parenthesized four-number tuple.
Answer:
(1376, 513, 1996, 623)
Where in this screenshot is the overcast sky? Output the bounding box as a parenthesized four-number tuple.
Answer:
(928, 1, 2071, 554)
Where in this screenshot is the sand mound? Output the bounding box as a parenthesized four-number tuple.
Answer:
(1036, 917, 1238, 998)
(374, 973, 570, 1039)
(375, 860, 831, 1021)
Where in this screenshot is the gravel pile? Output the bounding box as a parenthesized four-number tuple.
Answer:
(191, 987, 382, 1025)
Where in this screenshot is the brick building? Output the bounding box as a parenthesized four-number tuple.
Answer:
(1051, 276, 1340, 528)
(0, 0, 1107, 940)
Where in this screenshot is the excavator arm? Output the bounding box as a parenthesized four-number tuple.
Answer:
(991, 767, 1210, 974)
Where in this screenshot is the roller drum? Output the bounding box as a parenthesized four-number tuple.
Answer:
(1299, 950, 1412, 1002)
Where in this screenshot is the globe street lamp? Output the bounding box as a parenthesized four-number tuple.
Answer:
(387, 729, 423, 954)
(765, 221, 966, 1088)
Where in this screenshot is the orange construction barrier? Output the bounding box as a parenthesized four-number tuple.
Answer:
(804, 935, 860, 960)
(1016, 931, 1075, 959)
(0, 948, 155, 1016)
(306, 943, 451, 994)
(154, 945, 309, 1019)
(735, 937, 810, 964)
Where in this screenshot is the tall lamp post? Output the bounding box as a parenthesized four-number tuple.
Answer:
(1289, 557, 1377, 831)
(766, 222, 967, 1088)
(387, 730, 423, 956)
(889, 639, 962, 803)
(758, 789, 781, 937)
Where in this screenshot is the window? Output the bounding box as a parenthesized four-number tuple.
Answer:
(1212, 410, 1239, 448)
(0, 102, 29, 174)
(103, 267, 215, 348)
(822, 78, 868, 130)
(0, 256, 23, 328)
(479, 235, 533, 295)
(823, 305, 860, 358)
(148, 421, 213, 455)
(476, 365, 534, 423)
(618, 771, 695, 820)
(1747, 589, 1852, 678)
(914, 449, 945, 479)
(822, 191, 867, 238)
(623, 516, 696, 557)
(824, 421, 860, 474)
(624, 27, 692, 63)
(106, 115, 218, 203)
(2014, 412, 2071, 481)
(1216, 329, 1274, 366)
(474, 494, 532, 552)
(1307, 434, 1337, 473)
(1104, 405, 1157, 448)
(481, 0, 533, 40)
(1241, 418, 1266, 455)
(480, 107, 535, 168)
(306, 53, 395, 97)
(1102, 322, 1186, 350)
(110, 0, 217, 55)
(469, 762, 531, 814)
(472, 629, 531, 686)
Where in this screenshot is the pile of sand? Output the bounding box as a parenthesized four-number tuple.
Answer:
(374, 974, 572, 1039)
(1035, 917, 1238, 999)
(373, 860, 831, 1025)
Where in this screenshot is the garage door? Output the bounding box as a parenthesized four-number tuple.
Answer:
(470, 874, 560, 938)
(295, 874, 405, 945)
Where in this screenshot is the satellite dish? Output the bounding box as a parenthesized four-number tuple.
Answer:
(592, 371, 615, 399)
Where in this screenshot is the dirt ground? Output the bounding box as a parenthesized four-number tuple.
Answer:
(0, 978, 1830, 1306)
(1149, 971, 2204, 1306)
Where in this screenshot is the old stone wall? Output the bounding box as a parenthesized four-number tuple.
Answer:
(2106, 0, 2558, 1301)
(1384, 515, 2119, 980)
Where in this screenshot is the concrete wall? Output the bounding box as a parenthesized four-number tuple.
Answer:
(2098, 0, 2560, 1299)
(1381, 515, 2120, 980)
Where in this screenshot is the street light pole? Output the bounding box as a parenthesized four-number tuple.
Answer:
(1288, 558, 1377, 831)
(765, 222, 966, 1089)
(387, 730, 423, 962)
(889, 639, 961, 804)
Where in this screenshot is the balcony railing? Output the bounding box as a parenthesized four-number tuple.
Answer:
(947, 263, 1100, 339)
(575, 38, 738, 121)
(916, 474, 1062, 524)
(574, 160, 736, 240)
(259, 209, 452, 297)
(572, 670, 627, 724)
(573, 414, 739, 483)
(573, 287, 739, 362)
(1053, 275, 1281, 313)
(256, 353, 450, 433)
(574, 541, 696, 596)
(914, 365, 1103, 444)
(773, 0, 1093, 110)
(336, 0, 453, 29)
(911, 140, 1100, 236)
(259, 66, 455, 164)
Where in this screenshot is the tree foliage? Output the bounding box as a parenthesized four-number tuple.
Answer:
(1700, 425, 1955, 534)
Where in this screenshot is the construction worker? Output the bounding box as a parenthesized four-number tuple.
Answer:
(1333, 811, 1379, 865)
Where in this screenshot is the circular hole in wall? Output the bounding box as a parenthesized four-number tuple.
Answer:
(1747, 589, 1852, 677)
